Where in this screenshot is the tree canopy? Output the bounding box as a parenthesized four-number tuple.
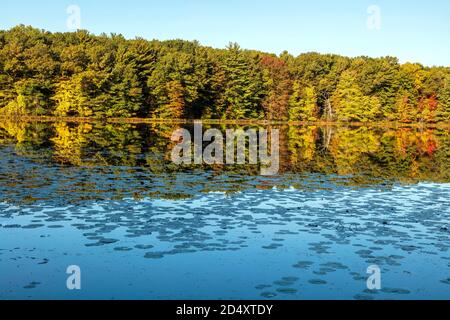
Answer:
(1, 25, 449, 122)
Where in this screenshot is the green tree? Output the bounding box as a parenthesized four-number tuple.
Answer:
(437, 74, 450, 121)
(332, 71, 381, 122)
(289, 81, 318, 121)
(53, 71, 108, 117)
(221, 43, 264, 119)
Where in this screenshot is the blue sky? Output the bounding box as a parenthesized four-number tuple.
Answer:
(1, 0, 449, 66)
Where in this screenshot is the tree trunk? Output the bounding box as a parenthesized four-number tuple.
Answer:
(325, 98, 333, 121)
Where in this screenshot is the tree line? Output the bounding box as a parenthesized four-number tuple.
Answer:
(0, 25, 449, 122)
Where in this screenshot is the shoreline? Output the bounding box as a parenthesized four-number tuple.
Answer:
(1, 116, 450, 129)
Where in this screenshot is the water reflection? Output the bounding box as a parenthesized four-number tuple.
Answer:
(1, 120, 450, 300)
(1, 121, 449, 205)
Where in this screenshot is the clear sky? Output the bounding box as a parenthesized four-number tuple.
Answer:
(1, 0, 449, 66)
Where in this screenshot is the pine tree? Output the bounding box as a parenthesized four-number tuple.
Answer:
(151, 80, 185, 119)
(288, 81, 318, 121)
(437, 75, 450, 122)
(222, 43, 264, 119)
(332, 71, 380, 122)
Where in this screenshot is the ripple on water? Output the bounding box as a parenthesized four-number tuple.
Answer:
(2, 157, 450, 300)
(381, 288, 411, 295)
(114, 247, 133, 252)
(135, 244, 154, 250)
(23, 282, 41, 289)
(260, 292, 277, 299)
(144, 252, 165, 259)
(308, 279, 327, 285)
(292, 261, 314, 269)
(276, 288, 298, 295)
(354, 294, 375, 301)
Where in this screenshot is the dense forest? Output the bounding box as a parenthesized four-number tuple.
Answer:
(0, 25, 449, 122)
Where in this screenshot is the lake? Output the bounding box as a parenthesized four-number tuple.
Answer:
(1, 120, 450, 300)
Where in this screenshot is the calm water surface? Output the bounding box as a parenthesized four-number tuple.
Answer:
(1, 121, 450, 300)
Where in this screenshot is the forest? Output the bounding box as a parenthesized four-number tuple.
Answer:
(0, 25, 449, 122)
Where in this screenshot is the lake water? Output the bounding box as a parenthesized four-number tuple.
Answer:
(1, 121, 450, 300)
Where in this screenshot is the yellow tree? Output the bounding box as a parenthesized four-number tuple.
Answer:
(288, 81, 318, 121)
(332, 71, 381, 122)
(151, 80, 185, 119)
(396, 91, 417, 123)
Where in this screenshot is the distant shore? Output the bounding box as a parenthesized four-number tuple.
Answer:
(1, 116, 450, 129)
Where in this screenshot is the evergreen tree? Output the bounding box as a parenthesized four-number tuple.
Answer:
(289, 81, 318, 121)
(437, 74, 450, 121)
(332, 71, 380, 122)
(221, 43, 264, 119)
